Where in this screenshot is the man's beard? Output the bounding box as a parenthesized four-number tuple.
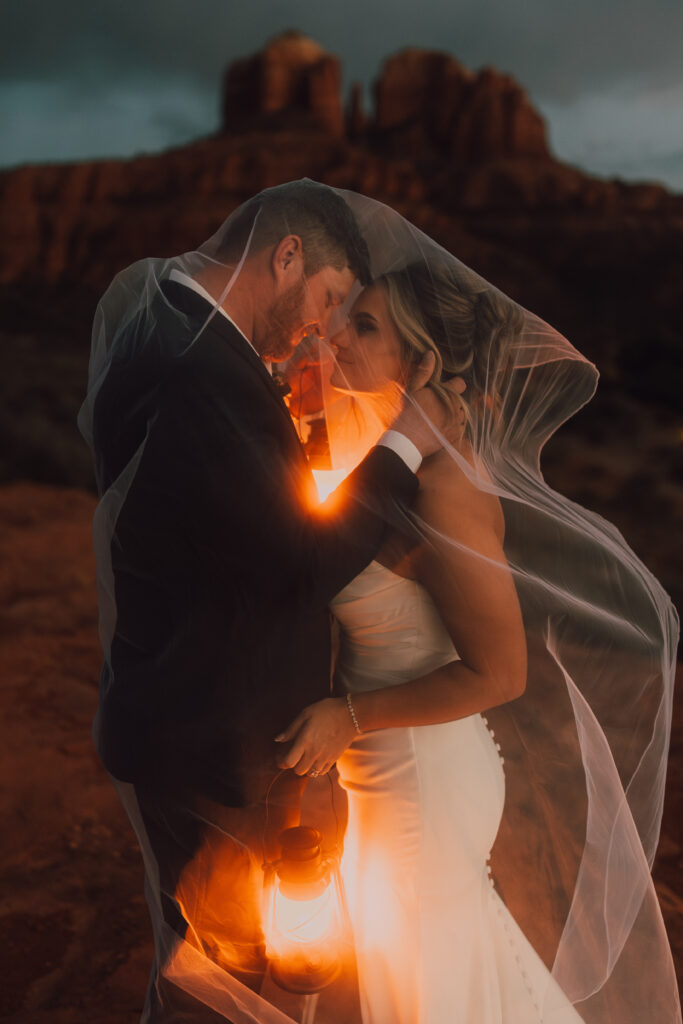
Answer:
(262, 278, 309, 362)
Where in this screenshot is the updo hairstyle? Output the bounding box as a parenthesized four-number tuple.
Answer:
(377, 262, 524, 428)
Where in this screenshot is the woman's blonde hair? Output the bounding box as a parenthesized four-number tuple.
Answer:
(377, 263, 524, 429)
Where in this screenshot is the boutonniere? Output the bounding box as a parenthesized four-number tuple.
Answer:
(272, 371, 292, 400)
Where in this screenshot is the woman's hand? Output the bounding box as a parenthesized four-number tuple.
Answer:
(393, 358, 468, 458)
(275, 698, 358, 777)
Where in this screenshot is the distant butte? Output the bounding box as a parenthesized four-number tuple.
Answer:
(221, 33, 551, 163)
(0, 31, 680, 294)
(222, 31, 345, 137)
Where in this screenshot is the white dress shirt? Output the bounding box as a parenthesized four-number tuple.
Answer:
(168, 269, 422, 474)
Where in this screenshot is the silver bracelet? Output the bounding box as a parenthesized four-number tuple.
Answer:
(346, 693, 362, 734)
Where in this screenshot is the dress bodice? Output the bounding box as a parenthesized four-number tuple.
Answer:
(330, 559, 458, 691)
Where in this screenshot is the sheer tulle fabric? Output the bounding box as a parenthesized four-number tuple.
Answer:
(79, 183, 680, 1022)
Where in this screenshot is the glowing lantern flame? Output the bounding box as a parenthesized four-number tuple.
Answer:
(272, 884, 335, 946)
(263, 827, 346, 994)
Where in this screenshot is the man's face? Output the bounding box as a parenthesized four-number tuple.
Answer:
(263, 265, 356, 362)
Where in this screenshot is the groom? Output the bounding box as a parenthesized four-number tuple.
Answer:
(88, 181, 454, 1016)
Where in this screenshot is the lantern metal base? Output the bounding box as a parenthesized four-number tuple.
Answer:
(271, 956, 341, 995)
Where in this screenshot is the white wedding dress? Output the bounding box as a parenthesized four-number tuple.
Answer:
(331, 560, 584, 1024)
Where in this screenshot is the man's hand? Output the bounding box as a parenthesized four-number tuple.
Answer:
(274, 698, 357, 777)
(391, 352, 467, 457)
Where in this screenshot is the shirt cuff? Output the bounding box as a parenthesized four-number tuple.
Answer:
(377, 430, 423, 474)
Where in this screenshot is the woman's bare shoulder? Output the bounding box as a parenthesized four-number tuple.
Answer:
(416, 448, 505, 542)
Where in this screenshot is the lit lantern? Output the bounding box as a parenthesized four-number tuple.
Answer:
(263, 826, 347, 994)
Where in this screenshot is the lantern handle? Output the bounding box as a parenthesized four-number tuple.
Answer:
(262, 770, 344, 865)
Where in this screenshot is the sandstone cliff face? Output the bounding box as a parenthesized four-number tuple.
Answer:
(0, 33, 680, 295)
(222, 31, 344, 136)
(221, 39, 551, 163)
(372, 50, 550, 163)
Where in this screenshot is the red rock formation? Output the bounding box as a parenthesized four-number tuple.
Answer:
(222, 31, 344, 136)
(346, 82, 367, 141)
(372, 50, 550, 162)
(0, 36, 680, 294)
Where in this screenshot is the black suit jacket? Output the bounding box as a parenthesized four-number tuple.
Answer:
(92, 280, 418, 805)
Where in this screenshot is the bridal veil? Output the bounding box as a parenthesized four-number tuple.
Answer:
(78, 181, 680, 1023)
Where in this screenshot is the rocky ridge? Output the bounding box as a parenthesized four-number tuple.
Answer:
(1, 32, 681, 295)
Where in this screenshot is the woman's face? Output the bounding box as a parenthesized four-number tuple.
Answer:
(328, 284, 411, 392)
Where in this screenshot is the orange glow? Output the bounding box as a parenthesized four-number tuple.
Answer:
(262, 865, 347, 992)
(261, 823, 353, 992)
(311, 467, 350, 503)
(268, 884, 336, 955)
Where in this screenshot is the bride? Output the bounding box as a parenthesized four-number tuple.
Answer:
(275, 228, 680, 1022)
(276, 263, 556, 1022)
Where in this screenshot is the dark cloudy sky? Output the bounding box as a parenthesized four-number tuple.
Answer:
(2, 0, 682, 190)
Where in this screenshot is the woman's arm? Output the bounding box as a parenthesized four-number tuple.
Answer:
(276, 458, 527, 776)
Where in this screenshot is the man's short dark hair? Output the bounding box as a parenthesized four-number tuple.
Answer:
(216, 180, 371, 286)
